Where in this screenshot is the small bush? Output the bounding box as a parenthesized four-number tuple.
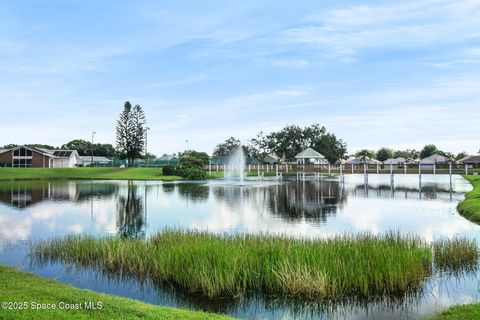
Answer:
(162, 164, 177, 176)
(177, 165, 207, 180)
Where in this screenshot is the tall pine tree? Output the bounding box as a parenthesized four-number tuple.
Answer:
(116, 101, 147, 166)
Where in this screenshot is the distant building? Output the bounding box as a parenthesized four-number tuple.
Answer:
(457, 155, 480, 165)
(419, 154, 452, 165)
(80, 156, 112, 167)
(345, 156, 382, 166)
(295, 148, 329, 165)
(382, 157, 416, 167)
(0, 145, 81, 168)
(263, 154, 279, 164)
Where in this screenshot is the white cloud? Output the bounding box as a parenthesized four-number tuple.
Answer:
(280, 1, 480, 61)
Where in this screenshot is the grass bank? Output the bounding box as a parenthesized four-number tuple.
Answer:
(457, 176, 480, 223)
(457, 176, 480, 224)
(425, 304, 480, 320)
(0, 264, 231, 320)
(0, 168, 181, 181)
(32, 230, 478, 299)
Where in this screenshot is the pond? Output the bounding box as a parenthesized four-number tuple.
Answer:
(0, 174, 479, 319)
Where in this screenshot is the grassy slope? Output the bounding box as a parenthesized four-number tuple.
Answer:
(0, 264, 231, 320)
(425, 304, 480, 320)
(457, 175, 480, 223)
(0, 168, 181, 181)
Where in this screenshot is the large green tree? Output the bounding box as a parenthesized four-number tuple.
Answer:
(247, 131, 272, 161)
(376, 147, 394, 162)
(115, 101, 147, 166)
(420, 144, 438, 159)
(455, 151, 469, 161)
(355, 149, 376, 159)
(62, 140, 116, 157)
(248, 124, 347, 164)
(267, 125, 307, 162)
(393, 149, 419, 159)
(310, 132, 347, 165)
(213, 137, 241, 156)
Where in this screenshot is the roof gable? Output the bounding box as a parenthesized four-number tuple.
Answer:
(295, 148, 324, 159)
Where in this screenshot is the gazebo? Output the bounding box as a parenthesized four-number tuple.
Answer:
(295, 148, 329, 165)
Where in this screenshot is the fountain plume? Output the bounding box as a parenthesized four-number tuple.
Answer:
(224, 147, 246, 183)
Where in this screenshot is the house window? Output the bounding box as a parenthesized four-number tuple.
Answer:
(12, 148, 33, 167)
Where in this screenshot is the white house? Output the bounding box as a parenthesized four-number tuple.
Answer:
(295, 148, 329, 165)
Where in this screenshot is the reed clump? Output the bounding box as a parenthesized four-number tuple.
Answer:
(32, 230, 437, 299)
(433, 238, 479, 272)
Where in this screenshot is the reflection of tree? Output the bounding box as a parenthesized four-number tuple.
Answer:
(117, 182, 145, 238)
(162, 183, 175, 194)
(271, 181, 343, 222)
(177, 183, 209, 201)
(76, 182, 118, 201)
(212, 181, 345, 223)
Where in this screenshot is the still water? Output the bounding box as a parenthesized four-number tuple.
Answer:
(0, 175, 478, 319)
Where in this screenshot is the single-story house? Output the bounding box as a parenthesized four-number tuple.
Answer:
(419, 154, 453, 170)
(0, 145, 81, 168)
(382, 157, 417, 167)
(295, 148, 329, 165)
(263, 154, 279, 164)
(419, 154, 452, 165)
(345, 156, 382, 166)
(457, 155, 480, 165)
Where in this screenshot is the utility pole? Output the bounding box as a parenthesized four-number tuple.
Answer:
(145, 127, 150, 168)
(91, 131, 96, 167)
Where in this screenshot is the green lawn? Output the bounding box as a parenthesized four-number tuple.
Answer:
(0, 168, 181, 181)
(425, 304, 480, 319)
(457, 175, 480, 224)
(0, 264, 232, 320)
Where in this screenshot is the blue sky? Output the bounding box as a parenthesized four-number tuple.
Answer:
(0, 0, 479, 155)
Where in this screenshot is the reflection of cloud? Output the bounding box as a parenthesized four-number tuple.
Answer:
(0, 214, 32, 241)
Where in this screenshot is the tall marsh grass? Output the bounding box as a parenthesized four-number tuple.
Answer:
(434, 238, 479, 272)
(32, 230, 439, 299)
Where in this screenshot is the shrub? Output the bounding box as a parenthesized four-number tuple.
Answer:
(162, 164, 177, 176)
(177, 165, 207, 180)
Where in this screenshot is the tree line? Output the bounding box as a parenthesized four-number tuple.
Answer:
(354, 145, 469, 162)
(213, 124, 348, 164)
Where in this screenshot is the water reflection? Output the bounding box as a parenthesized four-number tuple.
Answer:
(0, 180, 118, 209)
(117, 182, 145, 239)
(0, 175, 479, 319)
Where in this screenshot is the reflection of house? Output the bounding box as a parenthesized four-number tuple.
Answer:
(295, 148, 329, 165)
(0, 145, 81, 168)
(457, 155, 480, 165)
(0, 181, 118, 209)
